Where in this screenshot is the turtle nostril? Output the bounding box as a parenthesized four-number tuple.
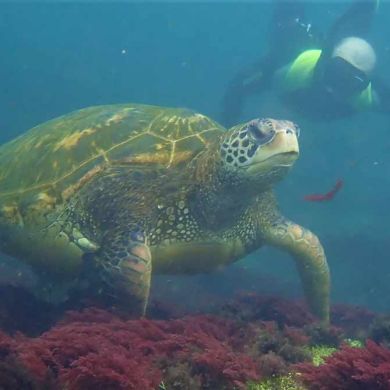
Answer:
(286, 128, 293, 135)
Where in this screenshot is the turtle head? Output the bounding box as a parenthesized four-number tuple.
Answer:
(220, 118, 300, 186)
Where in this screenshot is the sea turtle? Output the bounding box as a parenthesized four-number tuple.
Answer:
(0, 103, 330, 322)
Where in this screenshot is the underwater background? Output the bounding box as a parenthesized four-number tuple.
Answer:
(1, 2, 390, 388)
(1, 1, 389, 312)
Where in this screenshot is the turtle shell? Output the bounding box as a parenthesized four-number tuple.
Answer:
(0, 103, 224, 218)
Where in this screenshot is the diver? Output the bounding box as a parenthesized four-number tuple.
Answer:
(221, 0, 390, 126)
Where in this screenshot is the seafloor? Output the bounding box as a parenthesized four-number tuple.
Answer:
(0, 286, 389, 390)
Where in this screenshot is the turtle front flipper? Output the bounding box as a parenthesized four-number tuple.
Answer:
(86, 229, 152, 316)
(262, 217, 330, 324)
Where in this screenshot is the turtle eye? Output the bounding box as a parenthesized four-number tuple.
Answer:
(248, 120, 276, 146)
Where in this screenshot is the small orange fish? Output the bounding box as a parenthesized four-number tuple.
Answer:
(304, 179, 344, 202)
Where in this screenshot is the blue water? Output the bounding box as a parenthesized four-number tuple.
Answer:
(1, 1, 389, 312)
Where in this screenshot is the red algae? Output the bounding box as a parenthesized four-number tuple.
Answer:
(296, 340, 390, 390)
(0, 293, 382, 389)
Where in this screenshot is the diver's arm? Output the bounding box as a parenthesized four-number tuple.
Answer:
(221, 59, 273, 128)
(221, 1, 317, 127)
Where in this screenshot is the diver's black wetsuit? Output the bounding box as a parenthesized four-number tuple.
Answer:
(221, 0, 390, 126)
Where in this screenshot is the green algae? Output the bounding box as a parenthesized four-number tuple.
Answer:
(247, 373, 305, 390)
(306, 345, 337, 366)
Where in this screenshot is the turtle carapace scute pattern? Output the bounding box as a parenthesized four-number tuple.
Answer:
(0, 103, 330, 322)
